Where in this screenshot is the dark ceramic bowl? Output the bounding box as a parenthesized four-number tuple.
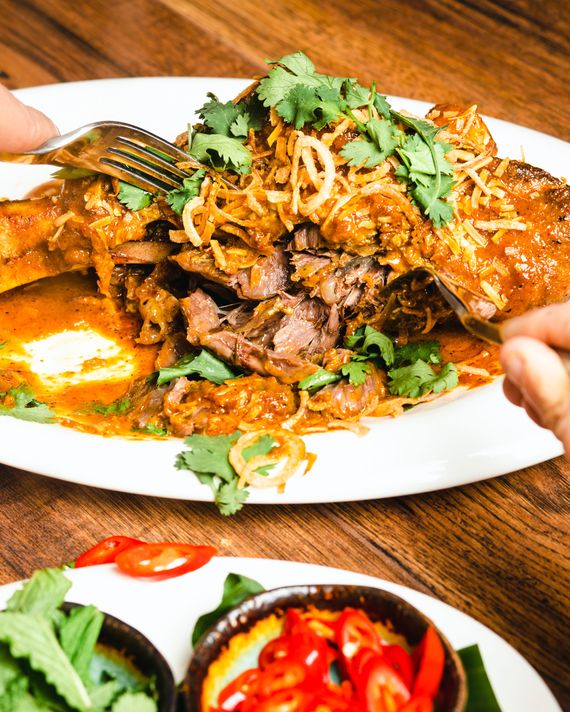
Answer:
(182, 584, 467, 712)
(64, 603, 176, 712)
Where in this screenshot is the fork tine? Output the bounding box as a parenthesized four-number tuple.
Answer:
(105, 147, 183, 188)
(99, 157, 176, 194)
(116, 128, 191, 164)
(114, 138, 189, 179)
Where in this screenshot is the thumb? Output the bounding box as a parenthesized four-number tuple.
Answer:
(0, 84, 59, 152)
(500, 335, 570, 443)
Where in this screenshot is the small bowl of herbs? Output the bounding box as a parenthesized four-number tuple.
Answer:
(0, 567, 176, 711)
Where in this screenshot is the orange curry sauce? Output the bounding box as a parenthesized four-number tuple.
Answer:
(0, 272, 501, 438)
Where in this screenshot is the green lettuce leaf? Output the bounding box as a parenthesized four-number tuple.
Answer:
(0, 613, 91, 711)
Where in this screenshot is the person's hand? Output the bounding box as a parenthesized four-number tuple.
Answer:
(0, 83, 58, 152)
(500, 302, 570, 456)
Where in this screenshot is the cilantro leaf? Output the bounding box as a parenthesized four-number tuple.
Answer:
(298, 368, 341, 392)
(340, 138, 388, 168)
(0, 385, 55, 424)
(345, 326, 395, 367)
(373, 92, 392, 119)
(243, 434, 276, 461)
(391, 110, 455, 226)
(189, 133, 252, 174)
(88, 397, 132, 416)
(165, 169, 206, 215)
(157, 349, 236, 386)
(117, 182, 152, 211)
(175, 431, 241, 483)
(192, 573, 265, 645)
(197, 92, 246, 136)
(230, 114, 251, 138)
(393, 341, 441, 367)
(135, 423, 168, 437)
(0, 341, 6, 349)
(340, 118, 400, 168)
(339, 360, 371, 386)
(215, 479, 249, 517)
(277, 85, 321, 129)
(343, 79, 370, 109)
(388, 360, 458, 398)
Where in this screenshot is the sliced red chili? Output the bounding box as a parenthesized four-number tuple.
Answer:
(259, 659, 307, 698)
(399, 696, 434, 712)
(260, 633, 332, 684)
(75, 536, 145, 568)
(412, 627, 445, 699)
(384, 644, 414, 690)
(217, 668, 260, 711)
(358, 656, 411, 711)
(336, 609, 382, 662)
(255, 687, 311, 712)
(348, 647, 380, 686)
(115, 542, 216, 579)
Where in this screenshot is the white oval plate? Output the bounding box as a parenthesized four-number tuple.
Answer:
(0, 78, 565, 504)
(0, 557, 561, 710)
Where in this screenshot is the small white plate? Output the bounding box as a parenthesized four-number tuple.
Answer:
(0, 557, 561, 710)
(0, 78, 565, 504)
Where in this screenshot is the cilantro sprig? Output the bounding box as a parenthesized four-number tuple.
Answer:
(175, 430, 278, 515)
(258, 51, 455, 226)
(298, 325, 458, 400)
(0, 384, 55, 424)
(188, 92, 261, 174)
(157, 349, 237, 386)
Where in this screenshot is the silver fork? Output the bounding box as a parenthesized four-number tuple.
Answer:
(0, 120, 218, 194)
(385, 266, 570, 373)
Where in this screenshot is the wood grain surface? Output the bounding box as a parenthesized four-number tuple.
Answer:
(0, 0, 569, 707)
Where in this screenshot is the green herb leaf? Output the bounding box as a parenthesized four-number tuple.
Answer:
(215, 479, 249, 517)
(0, 613, 91, 711)
(175, 431, 241, 482)
(458, 644, 502, 712)
(197, 93, 247, 136)
(277, 85, 321, 129)
(189, 133, 252, 174)
(388, 360, 458, 398)
(345, 326, 395, 367)
(298, 368, 341, 393)
(111, 691, 157, 712)
(6, 569, 70, 621)
(89, 397, 131, 417)
(165, 170, 206, 215)
(0, 385, 55, 424)
(242, 434, 276, 461)
(192, 573, 265, 646)
(157, 349, 236, 386)
(117, 182, 152, 211)
(393, 341, 441, 367)
(51, 167, 96, 180)
(0, 342, 6, 349)
(134, 423, 168, 437)
(230, 114, 251, 139)
(59, 605, 104, 684)
(339, 360, 371, 386)
(340, 118, 400, 168)
(343, 79, 370, 109)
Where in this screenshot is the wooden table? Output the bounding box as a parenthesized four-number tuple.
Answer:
(1, 0, 568, 706)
